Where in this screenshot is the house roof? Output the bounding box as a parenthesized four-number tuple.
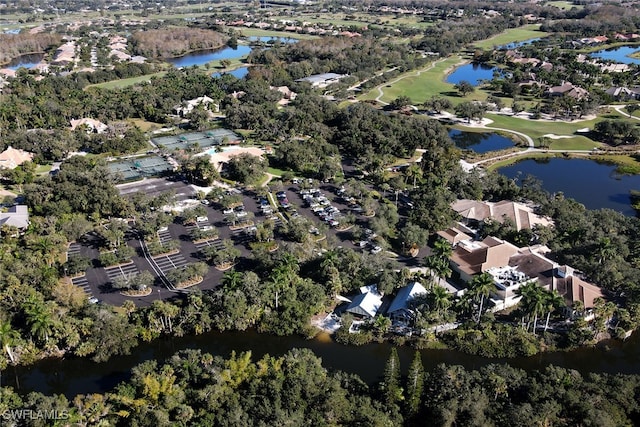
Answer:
(0, 146, 34, 169)
(452, 199, 552, 231)
(346, 292, 382, 318)
(387, 282, 427, 315)
(0, 205, 29, 229)
(451, 236, 520, 275)
(553, 274, 604, 309)
(70, 118, 108, 133)
(436, 226, 473, 246)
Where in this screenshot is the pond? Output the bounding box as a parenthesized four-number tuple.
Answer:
(446, 63, 499, 86)
(5, 53, 44, 70)
(449, 129, 515, 153)
(248, 36, 298, 44)
(212, 66, 249, 79)
(499, 157, 640, 216)
(498, 37, 541, 50)
(5, 328, 640, 399)
(591, 45, 640, 65)
(166, 45, 253, 68)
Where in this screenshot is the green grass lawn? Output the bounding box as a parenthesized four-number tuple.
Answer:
(359, 56, 467, 104)
(86, 72, 166, 90)
(547, 1, 583, 10)
(237, 28, 318, 40)
(267, 167, 288, 177)
(486, 152, 558, 172)
(591, 154, 640, 174)
(486, 113, 602, 141)
(473, 24, 548, 50)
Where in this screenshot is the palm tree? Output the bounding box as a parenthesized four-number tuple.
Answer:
(25, 303, 54, 343)
(543, 290, 565, 333)
(516, 282, 545, 334)
(470, 273, 494, 323)
(0, 320, 19, 364)
(430, 285, 451, 315)
(222, 271, 243, 291)
(432, 238, 452, 260)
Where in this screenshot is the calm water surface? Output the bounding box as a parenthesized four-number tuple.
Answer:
(4, 328, 640, 399)
(446, 63, 499, 86)
(591, 45, 640, 65)
(449, 129, 514, 153)
(499, 157, 640, 216)
(166, 45, 253, 68)
(212, 67, 249, 79)
(5, 53, 44, 70)
(498, 37, 541, 49)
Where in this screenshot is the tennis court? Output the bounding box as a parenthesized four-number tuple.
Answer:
(108, 155, 175, 182)
(152, 129, 241, 151)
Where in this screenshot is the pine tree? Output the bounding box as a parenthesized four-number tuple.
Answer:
(405, 351, 424, 416)
(381, 347, 403, 406)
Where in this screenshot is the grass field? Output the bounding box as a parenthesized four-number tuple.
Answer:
(473, 24, 548, 50)
(547, 1, 584, 10)
(86, 72, 166, 90)
(359, 56, 468, 104)
(486, 152, 559, 171)
(486, 114, 603, 147)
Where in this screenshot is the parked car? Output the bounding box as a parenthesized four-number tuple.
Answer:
(197, 216, 209, 223)
(223, 208, 234, 215)
(328, 219, 340, 227)
(370, 245, 382, 254)
(158, 226, 169, 232)
(236, 211, 248, 218)
(234, 205, 245, 212)
(276, 191, 287, 199)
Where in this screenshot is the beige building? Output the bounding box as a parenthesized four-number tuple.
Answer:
(452, 199, 553, 231)
(0, 146, 34, 169)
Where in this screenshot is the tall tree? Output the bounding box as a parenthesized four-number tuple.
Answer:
(405, 351, 424, 417)
(381, 347, 403, 407)
(470, 273, 494, 323)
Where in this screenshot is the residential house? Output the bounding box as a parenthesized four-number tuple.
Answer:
(0, 146, 35, 169)
(387, 282, 428, 323)
(552, 265, 604, 310)
(0, 205, 30, 230)
(452, 199, 553, 231)
(345, 290, 382, 319)
(174, 96, 219, 117)
(545, 82, 588, 99)
(605, 86, 640, 101)
(70, 118, 108, 134)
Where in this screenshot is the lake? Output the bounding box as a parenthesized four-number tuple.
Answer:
(5, 53, 44, 70)
(498, 37, 541, 50)
(212, 66, 249, 79)
(499, 157, 640, 216)
(166, 45, 253, 68)
(5, 328, 640, 399)
(591, 45, 640, 65)
(449, 129, 515, 153)
(446, 63, 499, 86)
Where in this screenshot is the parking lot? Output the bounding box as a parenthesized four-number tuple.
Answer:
(69, 176, 424, 306)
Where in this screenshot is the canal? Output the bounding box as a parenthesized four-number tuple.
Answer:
(4, 328, 639, 399)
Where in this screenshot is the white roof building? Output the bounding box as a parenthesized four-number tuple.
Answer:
(345, 291, 382, 318)
(0, 205, 30, 229)
(295, 73, 348, 88)
(387, 282, 427, 322)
